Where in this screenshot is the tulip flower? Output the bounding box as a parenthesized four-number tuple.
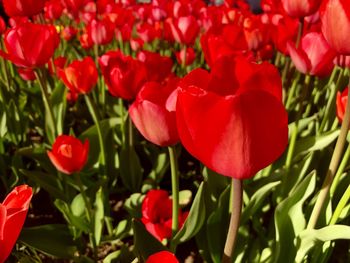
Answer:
(99, 51, 148, 100)
(47, 135, 89, 174)
(129, 78, 180, 147)
(0, 22, 60, 68)
(166, 15, 200, 46)
(287, 32, 336, 77)
(0, 185, 33, 263)
(137, 51, 173, 82)
(176, 47, 196, 66)
(176, 55, 288, 179)
(3, 0, 46, 17)
(146, 251, 179, 263)
(58, 57, 98, 97)
(336, 87, 348, 123)
(281, 0, 322, 18)
(86, 17, 115, 45)
(320, 0, 350, 55)
(141, 190, 187, 241)
(44, 0, 64, 21)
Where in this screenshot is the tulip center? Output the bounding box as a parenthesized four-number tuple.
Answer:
(58, 144, 73, 158)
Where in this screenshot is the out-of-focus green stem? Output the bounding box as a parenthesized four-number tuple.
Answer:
(308, 81, 350, 229)
(168, 146, 179, 239)
(329, 183, 350, 225)
(330, 143, 350, 197)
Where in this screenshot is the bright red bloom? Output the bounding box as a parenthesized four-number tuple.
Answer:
(48, 56, 67, 76)
(0, 17, 6, 35)
(47, 135, 89, 175)
(44, 0, 64, 20)
(0, 185, 33, 263)
(320, 0, 350, 55)
(99, 51, 147, 100)
(287, 32, 336, 77)
(336, 87, 348, 123)
(281, 0, 322, 18)
(17, 68, 36, 81)
(141, 190, 187, 241)
(137, 51, 173, 82)
(59, 57, 98, 97)
(146, 251, 179, 263)
(176, 47, 196, 66)
(0, 22, 60, 68)
(61, 26, 78, 41)
(129, 78, 180, 147)
(87, 17, 115, 45)
(166, 15, 200, 46)
(61, 0, 88, 18)
(176, 56, 288, 179)
(3, 0, 46, 17)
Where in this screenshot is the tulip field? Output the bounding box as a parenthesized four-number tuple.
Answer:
(1, 0, 350, 262)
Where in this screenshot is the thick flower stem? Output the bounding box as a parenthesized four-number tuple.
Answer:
(222, 178, 243, 263)
(168, 146, 180, 239)
(308, 81, 350, 229)
(84, 94, 106, 170)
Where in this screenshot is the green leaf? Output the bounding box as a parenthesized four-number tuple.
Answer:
(79, 118, 121, 168)
(124, 193, 144, 218)
(50, 83, 67, 135)
(19, 169, 66, 201)
(133, 219, 168, 261)
(207, 185, 230, 263)
(241, 181, 280, 224)
(273, 171, 316, 263)
(71, 193, 85, 217)
(119, 146, 143, 192)
(94, 187, 104, 245)
(172, 181, 206, 245)
(178, 190, 192, 207)
(19, 224, 77, 259)
(296, 225, 350, 262)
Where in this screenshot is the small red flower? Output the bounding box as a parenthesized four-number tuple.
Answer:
(59, 57, 98, 97)
(86, 17, 115, 45)
(166, 15, 200, 46)
(146, 251, 179, 263)
(0, 185, 33, 263)
(0, 22, 60, 68)
(141, 190, 187, 241)
(47, 135, 89, 175)
(336, 87, 348, 123)
(281, 0, 322, 18)
(137, 51, 173, 82)
(176, 47, 196, 66)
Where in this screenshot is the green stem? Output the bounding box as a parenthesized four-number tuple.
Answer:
(222, 178, 243, 263)
(285, 72, 301, 110)
(307, 81, 350, 229)
(329, 183, 350, 225)
(168, 146, 179, 238)
(35, 69, 57, 138)
(84, 94, 106, 168)
(330, 143, 350, 197)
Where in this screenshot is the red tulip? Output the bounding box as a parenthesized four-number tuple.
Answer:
(141, 190, 187, 241)
(137, 51, 173, 82)
(146, 251, 179, 263)
(44, 0, 64, 20)
(59, 57, 98, 97)
(0, 22, 59, 68)
(17, 68, 36, 81)
(281, 0, 322, 18)
(47, 135, 89, 174)
(336, 87, 348, 123)
(3, 0, 46, 17)
(87, 17, 115, 45)
(166, 15, 200, 46)
(287, 32, 336, 77)
(176, 47, 196, 66)
(0, 185, 33, 263)
(320, 0, 350, 55)
(61, 26, 78, 41)
(129, 78, 180, 147)
(0, 17, 6, 35)
(99, 51, 147, 100)
(176, 56, 288, 179)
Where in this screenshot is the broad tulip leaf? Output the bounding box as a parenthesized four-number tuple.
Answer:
(124, 193, 144, 218)
(133, 219, 168, 260)
(288, 115, 316, 139)
(207, 185, 230, 263)
(241, 181, 280, 224)
(274, 171, 316, 263)
(19, 224, 77, 259)
(119, 146, 143, 192)
(71, 193, 85, 217)
(50, 83, 67, 136)
(20, 169, 66, 201)
(94, 187, 104, 245)
(172, 181, 206, 244)
(296, 225, 350, 262)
